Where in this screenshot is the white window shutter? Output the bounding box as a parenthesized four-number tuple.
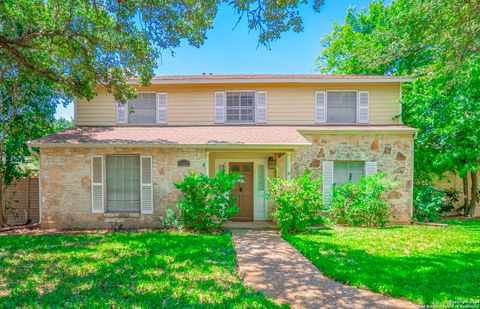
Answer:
(117, 102, 128, 124)
(315, 91, 326, 124)
(365, 161, 378, 176)
(157, 93, 167, 124)
(214, 92, 226, 124)
(140, 156, 153, 214)
(322, 161, 334, 205)
(91, 156, 104, 213)
(256, 91, 267, 124)
(358, 91, 369, 123)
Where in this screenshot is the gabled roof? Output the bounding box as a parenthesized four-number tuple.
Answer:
(129, 74, 412, 85)
(29, 125, 417, 148)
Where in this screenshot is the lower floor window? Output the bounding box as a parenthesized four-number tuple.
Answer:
(106, 155, 141, 213)
(333, 161, 365, 185)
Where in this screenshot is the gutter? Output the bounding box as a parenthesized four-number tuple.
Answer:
(27, 142, 312, 149)
(297, 128, 419, 135)
(129, 78, 414, 85)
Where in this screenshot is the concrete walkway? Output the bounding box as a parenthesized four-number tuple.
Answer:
(231, 229, 417, 309)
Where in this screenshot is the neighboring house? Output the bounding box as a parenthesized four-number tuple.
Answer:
(30, 74, 416, 229)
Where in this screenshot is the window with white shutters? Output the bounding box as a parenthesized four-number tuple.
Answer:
(315, 91, 326, 124)
(327, 91, 357, 124)
(106, 155, 141, 213)
(256, 92, 267, 123)
(333, 161, 365, 185)
(365, 161, 378, 176)
(226, 91, 256, 124)
(322, 161, 334, 205)
(214, 92, 226, 124)
(157, 93, 167, 124)
(127, 93, 157, 125)
(358, 91, 369, 123)
(140, 156, 153, 214)
(91, 156, 104, 213)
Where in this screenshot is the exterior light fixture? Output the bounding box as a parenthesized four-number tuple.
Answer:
(268, 157, 276, 169)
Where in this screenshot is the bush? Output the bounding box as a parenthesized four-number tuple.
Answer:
(413, 184, 454, 222)
(329, 174, 395, 227)
(269, 172, 324, 233)
(157, 208, 183, 230)
(175, 170, 242, 231)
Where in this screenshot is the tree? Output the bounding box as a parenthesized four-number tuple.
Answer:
(0, 0, 324, 226)
(1, 0, 323, 103)
(0, 70, 68, 225)
(317, 0, 480, 215)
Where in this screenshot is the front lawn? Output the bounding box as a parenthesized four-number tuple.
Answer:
(284, 219, 480, 306)
(0, 231, 279, 308)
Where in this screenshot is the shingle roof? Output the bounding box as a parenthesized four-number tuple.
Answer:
(29, 126, 310, 147)
(129, 74, 412, 84)
(29, 125, 417, 148)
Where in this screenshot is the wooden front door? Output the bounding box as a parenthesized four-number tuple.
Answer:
(230, 162, 254, 221)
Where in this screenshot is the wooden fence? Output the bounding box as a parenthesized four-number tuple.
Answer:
(5, 177, 40, 226)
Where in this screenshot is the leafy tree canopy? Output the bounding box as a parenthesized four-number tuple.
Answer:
(317, 0, 480, 180)
(1, 0, 324, 102)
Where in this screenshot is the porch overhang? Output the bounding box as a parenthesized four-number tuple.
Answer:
(28, 126, 312, 149)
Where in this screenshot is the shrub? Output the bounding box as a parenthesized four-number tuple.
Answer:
(175, 170, 242, 231)
(269, 172, 324, 234)
(157, 208, 183, 230)
(329, 174, 395, 227)
(413, 184, 454, 222)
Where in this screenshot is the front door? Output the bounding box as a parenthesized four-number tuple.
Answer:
(229, 162, 254, 221)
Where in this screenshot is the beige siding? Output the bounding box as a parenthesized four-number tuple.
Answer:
(75, 82, 402, 126)
(76, 92, 117, 125)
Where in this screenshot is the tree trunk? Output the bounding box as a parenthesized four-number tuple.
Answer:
(0, 181, 5, 227)
(463, 174, 470, 216)
(468, 171, 478, 216)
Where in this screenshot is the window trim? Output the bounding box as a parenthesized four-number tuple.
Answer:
(224, 90, 257, 125)
(124, 91, 159, 125)
(105, 154, 142, 214)
(326, 90, 359, 125)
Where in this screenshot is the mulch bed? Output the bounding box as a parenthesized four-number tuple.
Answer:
(0, 225, 114, 236)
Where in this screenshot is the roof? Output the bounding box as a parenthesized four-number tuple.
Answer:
(29, 125, 417, 148)
(129, 74, 412, 85)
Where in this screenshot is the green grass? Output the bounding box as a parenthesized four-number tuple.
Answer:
(0, 231, 279, 308)
(284, 219, 480, 306)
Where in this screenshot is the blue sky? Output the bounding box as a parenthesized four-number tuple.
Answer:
(56, 0, 375, 119)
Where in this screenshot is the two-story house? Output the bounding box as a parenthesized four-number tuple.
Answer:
(30, 74, 416, 228)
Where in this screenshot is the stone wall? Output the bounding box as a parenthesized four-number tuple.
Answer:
(40, 147, 206, 229)
(292, 133, 414, 223)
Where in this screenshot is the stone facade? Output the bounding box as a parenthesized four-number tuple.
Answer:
(40, 147, 206, 229)
(39, 133, 414, 228)
(291, 133, 414, 223)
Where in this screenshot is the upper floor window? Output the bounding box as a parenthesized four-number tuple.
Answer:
(128, 93, 157, 125)
(327, 91, 357, 124)
(226, 91, 255, 124)
(117, 92, 167, 125)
